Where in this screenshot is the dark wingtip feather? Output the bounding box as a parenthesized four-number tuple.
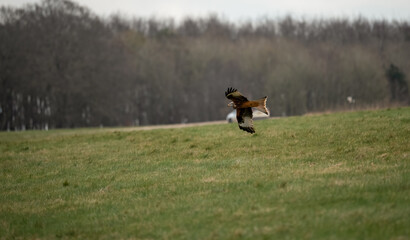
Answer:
(239, 126, 255, 134)
(225, 87, 238, 97)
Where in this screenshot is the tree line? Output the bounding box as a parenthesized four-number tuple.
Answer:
(1, 0, 409, 130)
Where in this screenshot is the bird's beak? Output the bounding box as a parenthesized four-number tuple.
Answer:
(227, 102, 234, 107)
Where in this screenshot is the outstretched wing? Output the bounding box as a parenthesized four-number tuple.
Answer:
(225, 87, 248, 106)
(237, 107, 255, 134)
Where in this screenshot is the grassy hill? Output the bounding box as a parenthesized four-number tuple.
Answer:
(1, 108, 409, 239)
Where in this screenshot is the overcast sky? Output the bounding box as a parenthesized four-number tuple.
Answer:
(1, 0, 409, 22)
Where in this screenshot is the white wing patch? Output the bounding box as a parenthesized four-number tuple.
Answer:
(238, 115, 255, 133)
(239, 116, 253, 128)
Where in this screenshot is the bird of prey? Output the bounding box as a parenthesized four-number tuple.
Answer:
(225, 87, 269, 134)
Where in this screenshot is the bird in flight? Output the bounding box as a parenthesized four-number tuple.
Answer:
(225, 87, 269, 134)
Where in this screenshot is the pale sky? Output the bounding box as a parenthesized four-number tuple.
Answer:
(1, 0, 409, 22)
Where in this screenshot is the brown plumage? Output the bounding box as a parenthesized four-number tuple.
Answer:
(225, 87, 269, 134)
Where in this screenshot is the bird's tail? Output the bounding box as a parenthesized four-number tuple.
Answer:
(253, 97, 269, 115)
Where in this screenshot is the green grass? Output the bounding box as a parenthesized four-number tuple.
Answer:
(1, 108, 409, 239)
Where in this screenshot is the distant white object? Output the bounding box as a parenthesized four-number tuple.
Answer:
(347, 96, 355, 104)
(226, 109, 270, 123)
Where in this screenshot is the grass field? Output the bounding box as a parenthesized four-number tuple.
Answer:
(1, 108, 409, 239)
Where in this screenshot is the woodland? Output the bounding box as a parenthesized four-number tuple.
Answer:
(1, 0, 409, 130)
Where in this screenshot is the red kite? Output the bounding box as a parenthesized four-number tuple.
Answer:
(225, 87, 269, 134)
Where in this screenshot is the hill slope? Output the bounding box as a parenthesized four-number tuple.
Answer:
(1, 108, 409, 239)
